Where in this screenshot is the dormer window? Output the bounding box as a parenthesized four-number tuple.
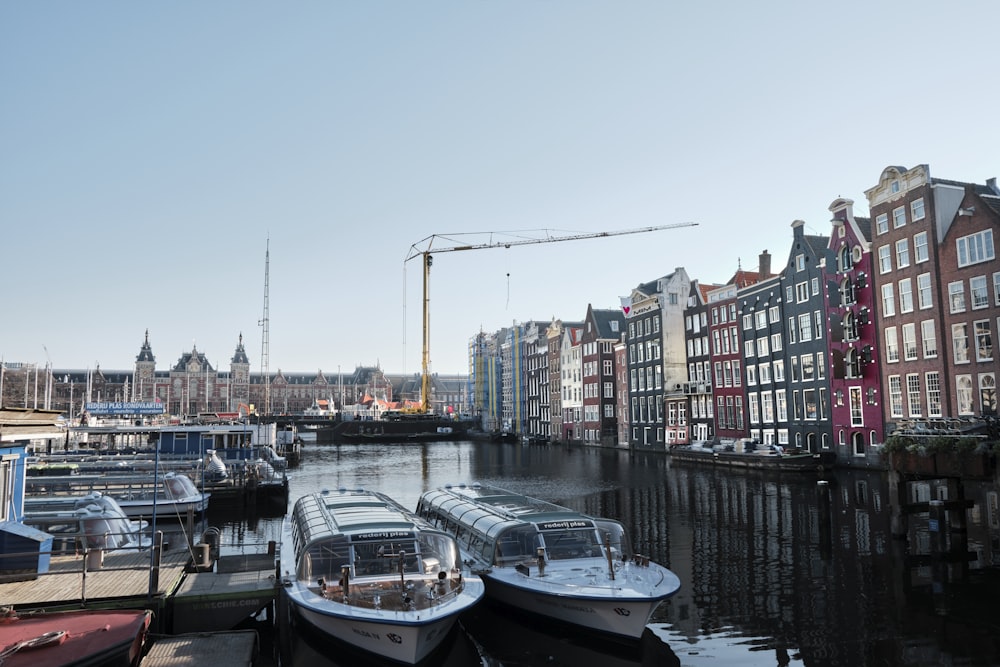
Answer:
(890, 180, 900, 193)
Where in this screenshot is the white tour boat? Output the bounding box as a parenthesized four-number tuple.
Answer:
(415, 483, 681, 640)
(279, 488, 485, 664)
(22, 493, 150, 552)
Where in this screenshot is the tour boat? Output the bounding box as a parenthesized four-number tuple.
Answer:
(21, 494, 150, 552)
(415, 483, 681, 640)
(279, 488, 485, 664)
(24, 472, 210, 519)
(0, 607, 151, 667)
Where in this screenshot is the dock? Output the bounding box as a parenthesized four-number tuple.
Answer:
(169, 553, 277, 634)
(141, 630, 260, 667)
(0, 544, 188, 628)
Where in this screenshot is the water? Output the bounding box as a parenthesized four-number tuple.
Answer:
(207, 440, 1000, 666)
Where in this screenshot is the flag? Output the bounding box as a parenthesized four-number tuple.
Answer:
(620, 296, 632, 316)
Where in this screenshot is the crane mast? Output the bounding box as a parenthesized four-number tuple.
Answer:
(405, 223, 697, 414)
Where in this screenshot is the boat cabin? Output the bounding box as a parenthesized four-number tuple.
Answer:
(289, 490, 462, 601)
(416, 485, 631, 568)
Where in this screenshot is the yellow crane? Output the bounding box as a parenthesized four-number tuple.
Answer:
(404, 223, 698, 414)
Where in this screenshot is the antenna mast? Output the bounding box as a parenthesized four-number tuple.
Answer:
(259, 238, 271, 416)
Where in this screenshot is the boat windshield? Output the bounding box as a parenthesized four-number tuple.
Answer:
(539, 526, 604, 560)
(594, 519, 632, 559)
(493, 525, 543, 565)
(298, 532, 459, 583)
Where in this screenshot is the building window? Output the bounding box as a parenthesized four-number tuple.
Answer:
(953, 323, 970, 364)
(882, 284, 895, 317)
(798, 313, 813, 342)
(796, 282, 808, 302)
(889, 376, 903, 417)
(770, 333, 783, 352)
(921, 320, 937, 358)
(902, 323, 918, 361)
(926, 372, 942, 417)
(776, 390, 787, 421)
(911, 198, 925, 221)
(957, 375, 974, 415)
(906, 374, 922, 417)
(755, 311, 767, 329)
(773, 359, 784, 381)
(850, 387, 863, 427)
(972, 276, 990, 309)
(981, 374, 997, 414)
(768, 306, 779, 323)
(811, 277, 819, 296)
(895, 239, 910, 268)
(878, 245, 892, 274)
(975, 320, 993, 361)
(796, 254, 806, 271)
(949, 281, 966, 313)
(917, 273, 932, 309)
(958, 230, 995, 267)
(876, 213, 889, 235)
(893, 206, 906, 229)
(914, 231, 929, 263)
(803, 389, 817, 420)
(899, 279, 913, 313)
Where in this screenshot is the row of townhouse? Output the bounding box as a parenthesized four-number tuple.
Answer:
(468, 164, 1000, 466)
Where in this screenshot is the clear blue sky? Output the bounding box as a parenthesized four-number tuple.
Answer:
(3, 2, 999, 377)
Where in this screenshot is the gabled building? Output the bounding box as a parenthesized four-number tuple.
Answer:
(683, 280, 720, 443)
(781, 220, 832, 451)
(623, 269, 690, 449)
(559, 324, 584, 442)
(709, 252, 771, 446)
(581, 305, 625, 446)
(546, 319, 582, 443)
(739, 274, 784, 447)
(825, 197, 885, 464)
(866, 165, 1000, 429)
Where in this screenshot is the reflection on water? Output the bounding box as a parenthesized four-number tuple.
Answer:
(206, 440, 1000, 666)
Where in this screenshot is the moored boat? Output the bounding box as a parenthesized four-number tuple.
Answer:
(279, 488, 485, 664)
(20, 494, 149, 553)
(668, 443, 836, 472)
(415, 483, 681, 640)
(0, 607, 151, 667)
(24, 472, 210, 520)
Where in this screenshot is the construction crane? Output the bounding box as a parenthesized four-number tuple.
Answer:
(404, 223, 698, 414)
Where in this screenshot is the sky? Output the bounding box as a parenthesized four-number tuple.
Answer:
(4, 2, 1000, 378)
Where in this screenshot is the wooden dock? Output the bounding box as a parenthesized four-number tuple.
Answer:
(0, 546, 189, 623)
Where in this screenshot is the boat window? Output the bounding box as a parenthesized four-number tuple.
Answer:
(595, 520, 631, 559)
(299, 536, 350, 582)
(416, 532, 458, 573)
(539, 528, 602, 560)
(493, 526, 541, 565)
(352, 539, 422, 577)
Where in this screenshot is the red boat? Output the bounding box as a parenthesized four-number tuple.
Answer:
(0, 608, 151, 667)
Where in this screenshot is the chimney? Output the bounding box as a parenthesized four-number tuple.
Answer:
(988, 177, 999, 196)
(759, 250, 771, 277)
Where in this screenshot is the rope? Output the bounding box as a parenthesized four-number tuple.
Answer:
(0, 630, 67, 664)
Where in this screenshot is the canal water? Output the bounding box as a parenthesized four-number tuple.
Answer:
(207, 440, 1000, 667)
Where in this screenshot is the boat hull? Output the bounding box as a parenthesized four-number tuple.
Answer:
(315, 419, 474, 444)
(668, 446, 835, 472)
(289, 598, 464, 664)
(480, 567, 674, 639)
